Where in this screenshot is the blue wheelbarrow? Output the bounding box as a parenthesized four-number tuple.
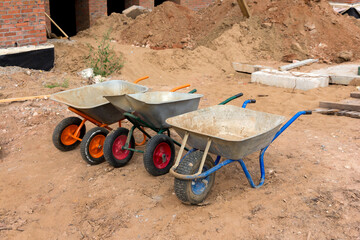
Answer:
(167, 102, 312, 204)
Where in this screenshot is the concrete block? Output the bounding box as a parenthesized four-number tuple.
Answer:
(232, 62, 273, 74)
(311, 64, 360, 85)
(251, 69, 329, 90)
(122, 6, 149, 19)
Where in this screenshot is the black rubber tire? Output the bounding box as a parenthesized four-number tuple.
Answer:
(143, 134, 175, 176)
(103, 127, 135, 168)
(80, 127, 109, 165)
(174, 151, 215, 205)
(52, 117, 86, 151)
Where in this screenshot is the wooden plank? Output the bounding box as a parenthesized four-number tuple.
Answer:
(279, 59, 318, 71)
(236, 0, 251, 18)
(350, 92, 360, 98)
(0, 95, 50, 103)
(319, 101, 360, 112)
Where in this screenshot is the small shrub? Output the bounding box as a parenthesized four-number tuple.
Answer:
(44, 78, 69, 89)
(87, 30, 124, 77)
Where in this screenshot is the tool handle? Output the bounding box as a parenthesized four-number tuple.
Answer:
(218, 93, 243, 105)
(170, 84, 191, 92)
(133, 76, 149, 84)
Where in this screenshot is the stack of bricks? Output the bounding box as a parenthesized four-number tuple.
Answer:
(0, 0, 47, 48)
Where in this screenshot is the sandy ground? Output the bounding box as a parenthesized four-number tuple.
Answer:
(1, 0, 360, 237)
(1, 41, 359, 240)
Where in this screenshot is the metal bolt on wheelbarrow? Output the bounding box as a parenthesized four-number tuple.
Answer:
(50, 77, 149, 165)
(167, 96, 312, 205)
(103, 86, 204, 176)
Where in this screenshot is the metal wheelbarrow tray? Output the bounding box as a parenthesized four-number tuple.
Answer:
(167, 104, 312, 205)
(51, 80, 148, 124)
(50, 80, 148, 166)
(167, 105, 286, 160)
(102, 91, 203, 176)
(124, 91, 203, 129)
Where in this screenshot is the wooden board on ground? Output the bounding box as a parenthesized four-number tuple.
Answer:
(0, 95, 50, 103)
(319, 98, 360, 112)
(350, 92, 360, 98)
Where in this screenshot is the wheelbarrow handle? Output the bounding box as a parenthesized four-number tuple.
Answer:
(170, 84, 191, 92)
(188, 89, 197, 93)
(242, 99, 256, 108)
(271, 110, 312, 144)
(133, 76, 149, 84)
(218, 93, 243, 105)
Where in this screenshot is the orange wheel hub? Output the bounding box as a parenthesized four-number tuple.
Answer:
(61, 125, 80, 146)
(89, 135, 106, 158)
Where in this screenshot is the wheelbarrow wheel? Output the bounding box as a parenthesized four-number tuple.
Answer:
(103, 127, 135, 168)
(52, 117, 86, 151)
(174, 151, 215, 205)
(143, 134, 175, 176)
(80, 127, 109, 165)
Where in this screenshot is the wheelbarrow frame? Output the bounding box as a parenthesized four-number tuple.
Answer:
(168, 99, 312, 204)
(103, 93, 247, 176)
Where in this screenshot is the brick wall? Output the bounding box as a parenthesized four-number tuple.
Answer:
(139, 0, 154, 9)
(44, 0, 50, 32)
(0, 0, 47, 48)
(75, 0, 90, 32)
(89, 0, 107, 25)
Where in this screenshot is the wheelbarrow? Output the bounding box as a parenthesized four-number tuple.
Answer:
(103, 90, 206, 176)
(50, 77, 149, 165)
(167, 101, 312, 204)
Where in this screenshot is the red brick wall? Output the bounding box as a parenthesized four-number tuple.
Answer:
(75, 0, 90, 32)
(139, 0, 154, 9)
(44, 0, 50, 32)
(0, 0, 47, 48)
(89, 0, 107, 25)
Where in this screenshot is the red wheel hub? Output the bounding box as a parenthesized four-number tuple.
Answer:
(112, 135, 130, 160)
(153, 142, 171, 169)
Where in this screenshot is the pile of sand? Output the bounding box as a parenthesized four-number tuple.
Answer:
(74, 0, 360, 62)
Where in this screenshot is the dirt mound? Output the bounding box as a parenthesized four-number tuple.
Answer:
(119, 2, 198, 49)
(74, 0, 360, 62)
(244, 0, 360, 61)
(76, 13, 132, 40)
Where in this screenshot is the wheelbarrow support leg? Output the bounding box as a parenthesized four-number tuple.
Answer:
(239, 110, 312, 188)
(238, 149, 266, 188)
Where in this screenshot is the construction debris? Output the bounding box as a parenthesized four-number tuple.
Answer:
(232, 62, 273, 74)
(318, 92, 360, 118)
(122, 6, 150, 19)
(279, 59, 319, 71)
(311, 64, 360, 85)
(251, 69, 329, 90)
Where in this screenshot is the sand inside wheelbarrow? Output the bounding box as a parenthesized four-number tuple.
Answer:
(51, 80, 147, 109)
(167, 105, 286, 141)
